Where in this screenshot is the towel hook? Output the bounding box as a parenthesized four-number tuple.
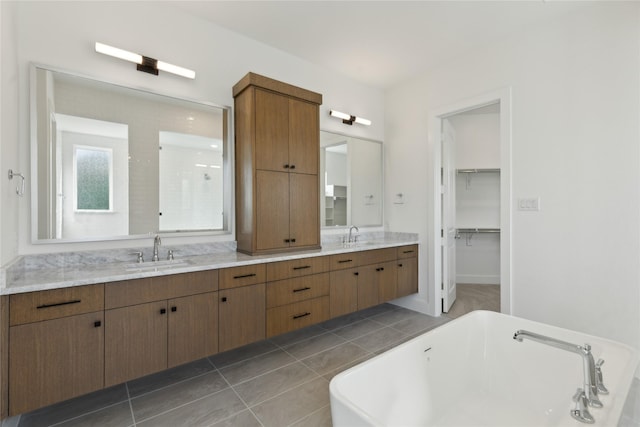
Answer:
(8, 170, 25, 196)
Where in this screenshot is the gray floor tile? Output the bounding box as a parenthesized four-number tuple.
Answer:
(318, 312, 365, 331)
(269, 324, 328, 347)
(131, 371, 228, 422)
(290, 404, 333, 427)
(351, 326, 408, 353)
(251, 378, 329, 427)
(390, 314, 447, 335)
(53, 402, 133, 427)
(322, 355, 373, 382)
(368, 308, 422, 326)
(283, 332, 347, 359)
(136, 388, 245, 427)
(301, 342, 370, 376)
(233, 362, 319, 406)
(356, 303, 398, 319)
(209, 340, 279, 369)
(127, 358, 215, 398)
(210, 410, 262, 427)
(219, 349, 297, 385)
(2, 416, 20, 427)
(18, 385, 128, 427)
(332, 319, 385, 341)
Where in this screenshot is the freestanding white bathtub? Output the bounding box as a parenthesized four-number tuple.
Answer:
(330, 311, 638, 426)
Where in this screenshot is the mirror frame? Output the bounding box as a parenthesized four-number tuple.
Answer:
(320, 130, 384, 229)
(29, 63, 234, 244)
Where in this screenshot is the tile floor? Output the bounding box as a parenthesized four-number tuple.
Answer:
(4, 302, 639, 427)
(8, 304, 448, 427)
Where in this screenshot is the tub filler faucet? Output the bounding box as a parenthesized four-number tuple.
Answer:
(513, 329, 608, 424)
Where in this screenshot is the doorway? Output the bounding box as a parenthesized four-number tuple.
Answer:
(430, 88, 512, 317)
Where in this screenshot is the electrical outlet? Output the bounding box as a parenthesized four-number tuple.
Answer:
(518, 197, 540, 211)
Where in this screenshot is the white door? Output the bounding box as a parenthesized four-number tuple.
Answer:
(441, 118, 457, 312)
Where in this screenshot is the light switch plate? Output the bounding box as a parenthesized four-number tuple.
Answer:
(518, 197, 540, 211)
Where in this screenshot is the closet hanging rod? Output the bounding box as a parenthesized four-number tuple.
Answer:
(456, 228, 501, 234)
(456, 168, 500, 174)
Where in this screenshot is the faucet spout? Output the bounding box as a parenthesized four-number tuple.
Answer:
(348, 225, 359, 243)
(513, 330, 603, 410)
(152, 234, 162, 262)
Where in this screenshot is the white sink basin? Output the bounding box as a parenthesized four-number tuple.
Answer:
(125, 259, 191, 271)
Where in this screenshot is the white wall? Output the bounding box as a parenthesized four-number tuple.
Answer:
(385, 3, 640, 351)
(1, 1, 384, 259)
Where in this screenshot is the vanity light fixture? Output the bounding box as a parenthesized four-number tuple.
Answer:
(329, 110, 371, 126)
(95, 42, 196, 79)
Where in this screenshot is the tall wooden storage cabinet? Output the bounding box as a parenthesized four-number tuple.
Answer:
(233, 73, 322, 255)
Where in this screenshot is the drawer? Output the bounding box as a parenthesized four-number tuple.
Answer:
(266, 273, 329, 308)
(105, 270, 218, 309)
(397, 245, 418, 259)
(329, 252, 361, 271)
(10, 284, 104, 326)
(266, 256, 330, 282)
(219, 264, 266, 290)
(266, 296, 329, 337)
(359, 248, 397, 266)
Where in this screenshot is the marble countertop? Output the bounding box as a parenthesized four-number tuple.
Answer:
(2, 233, 418, 295)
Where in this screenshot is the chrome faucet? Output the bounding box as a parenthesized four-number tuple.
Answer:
(348, 225, 359, 243)
(513, 330, 607, 423)
(152, 235, 162, 262)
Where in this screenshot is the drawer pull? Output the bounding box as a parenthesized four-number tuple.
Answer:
(293, 312, 311, 319)
(398, 263, 403, 267)
(221, 297, 228, 302)
(36, 299, 81, 309)
(160, 308, 167, 314)
(354, 272, 359, 276)
(284, 238, 291, 243)
(171, 306, 177, 312)
(338, 259, 353, 264)
(94, 321, 102, 328)
(293, 287, 311, 293)
(233, 273, 256, 279)
(293, 265, 311, 270)
(376, 267, 385, 272)
(403, 250, 415, 254)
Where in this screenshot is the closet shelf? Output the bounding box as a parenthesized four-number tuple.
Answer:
(456, 228, 500, 234)
(457, 168, 500, 174)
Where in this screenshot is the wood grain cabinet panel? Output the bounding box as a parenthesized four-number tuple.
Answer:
(256, 170, 290, 251)
(219, 264, 266, 290)
(266, 273, 330, 308)
(9, 311, 104, 415)
(266, 256, 330, 282)
(266, 296, 329, 337)
(288, 97, 319, 175)
(255, 89, 289, 172)
(168, 293, 218, 368)
(377, 261, 399, 303)
(289, 173, 319, 248)
(329, 268, 359, 318)
(397, 256, 418, 298)
(105, 301, 168, 387)
(219, 283, 266, 352)
(397, 245, 418, 259)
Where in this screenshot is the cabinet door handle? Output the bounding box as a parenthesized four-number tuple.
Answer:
(171, 306, 177, 312)
(354, 272, 359, 276)
(398, 263, 403, 267)
(233, 273, 256, 279)
(293, 287, 311, 293)
(293, 265, 310, 270)
(37, 299, 81, 309)
(289, 164, 296, 170)
(376, 267, 385, 272)
(94, 321, 102, 328)
(283, 164, 290, 169)
(338, 259, 353, 264)
(160, 308, 167, 314)
(284, 238, 291, 243)
(221, 297, 227, 302)
(290, 238, 296, 243)
(293, 312, 311, 319)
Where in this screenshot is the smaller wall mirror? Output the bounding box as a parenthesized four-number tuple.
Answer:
(320, 131, 383, 227)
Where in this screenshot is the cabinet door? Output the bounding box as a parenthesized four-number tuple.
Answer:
(288, 98, 318, 175)
(256, 170, 290, 250)
(289, 173, 319, 248)
(219, 283, 266, 352)
(168, 293, 218, 368)
(377, 261, 399, 303)
(105, 301, 167, 387)
(9, 312, 104, 415)
(357, 265, 380, 310)
(255, 89, 289, 172)
(330, 268, 359, 318)
(397, 257, 418, 297)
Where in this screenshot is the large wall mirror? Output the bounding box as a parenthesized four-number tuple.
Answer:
(320, 131, 383, 227)
(31, 65, 232, 243)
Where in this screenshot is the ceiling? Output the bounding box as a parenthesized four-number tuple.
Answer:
(171, 1, 588, 89)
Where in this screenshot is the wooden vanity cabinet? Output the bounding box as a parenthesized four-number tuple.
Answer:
(234, 72, 322, 255)
(104, 271, 218, 386)
(8, 285, 105, 415)
(218, 264, 266, 352)
(397, 245, 419, 297)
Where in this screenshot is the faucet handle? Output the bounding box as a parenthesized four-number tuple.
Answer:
(167, 249, 174, 261)
(130, 251, 144, 263)
(595, 359, 609, 395)
(571, 388, 595, 424)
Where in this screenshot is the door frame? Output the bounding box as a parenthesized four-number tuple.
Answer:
(428, 87, 512, 317)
